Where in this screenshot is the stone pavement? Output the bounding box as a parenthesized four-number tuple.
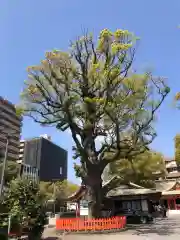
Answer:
(43, 214, 180, 240)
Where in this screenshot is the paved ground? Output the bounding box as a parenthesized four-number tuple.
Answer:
(43, 214, 180, 240)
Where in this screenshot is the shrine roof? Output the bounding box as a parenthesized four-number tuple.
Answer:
(66, 176, 155, 201)
(155, 180, 178, 191)
(66, 185, 86, 201)
(162, 190, 180, 196)
(166, 172, 180, 179)
(106, 186, 159, 197)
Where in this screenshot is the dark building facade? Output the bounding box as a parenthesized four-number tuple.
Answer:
(20, 136, 67, 182)
(0, 96, 22, 161)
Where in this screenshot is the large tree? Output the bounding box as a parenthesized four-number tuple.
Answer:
(17, 29, 170, 218)
(109, 150, 166, 188)
(40, 180, 79, 212)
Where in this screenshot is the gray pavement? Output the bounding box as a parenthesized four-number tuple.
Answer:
(43, 214, 180, 239)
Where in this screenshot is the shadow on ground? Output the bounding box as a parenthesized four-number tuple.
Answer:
(43, 238, 59, 240)
(129, 217, 180, 236)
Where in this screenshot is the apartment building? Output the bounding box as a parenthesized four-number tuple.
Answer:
(19, 135, 68, 182)
(0, 96, 22, 161)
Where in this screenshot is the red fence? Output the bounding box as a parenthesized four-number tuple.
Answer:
(56, 216, 126, 232)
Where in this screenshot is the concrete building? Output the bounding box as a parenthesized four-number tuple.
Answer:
(19, 135, 67, 182)
(0, 96, 22, 161)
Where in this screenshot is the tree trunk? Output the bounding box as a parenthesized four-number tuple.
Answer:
(86, 176, 103, 219)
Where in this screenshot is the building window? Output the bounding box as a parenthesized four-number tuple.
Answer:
(80, 200, 88, 208)
(132, 200, 141, 210)
(60, 167, 63, 175)
(122, 200, 142, 211)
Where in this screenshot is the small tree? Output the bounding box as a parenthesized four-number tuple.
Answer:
(40, 180, 79, 213)
(17, 29, 169, 218)
(2, 179, 47, 240)
(40, 180, 79, 200)
(109, 150, 166, 188)
(55, 180, 79, 198)
(0, 160, 20, 184)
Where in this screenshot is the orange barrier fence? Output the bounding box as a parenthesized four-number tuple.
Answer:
(56, 216, 126, 232)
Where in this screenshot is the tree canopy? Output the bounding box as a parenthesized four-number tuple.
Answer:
(109, 150, 166, 188)
(17, 28, 170, 217)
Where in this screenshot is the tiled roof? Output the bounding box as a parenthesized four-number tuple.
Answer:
(66, 177, 155, 201)
(167, 172, 180, 179)
(162, 190, 180, 196)
(107, 187, 160, 197)
(155, 180, 177, 191)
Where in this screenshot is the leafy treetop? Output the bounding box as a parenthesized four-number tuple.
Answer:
(17, 28, 170, 185)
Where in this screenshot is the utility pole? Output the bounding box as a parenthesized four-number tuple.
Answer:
(0, 136, 9, 197)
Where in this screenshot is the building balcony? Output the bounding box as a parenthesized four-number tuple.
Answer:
(19, 148, 24, 153)
(0, 134, 20, 148)
(7, 152, 19, 160)
(0, 132, 21, 142)
(20, 144, 25, 149)
(0, 118, 21, 133)
(0, 141, 20, 153)
(0, 101, 22, 120)
(0, 111, 22, 127)
(19, 153, 24, 159)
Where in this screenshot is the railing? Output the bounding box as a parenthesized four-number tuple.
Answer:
(56, 216, 126, 232)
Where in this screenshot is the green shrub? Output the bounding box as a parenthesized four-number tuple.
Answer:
(2, 179, 47, 239)
(0, 233, 7, 240)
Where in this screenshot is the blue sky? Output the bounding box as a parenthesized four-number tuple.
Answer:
(1, 0, 180, 183)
